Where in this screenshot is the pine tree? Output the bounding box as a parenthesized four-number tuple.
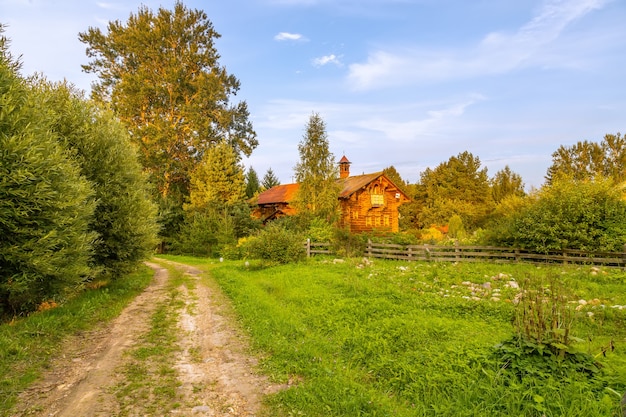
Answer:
(245, 167, 260, 198)
(262, 167, 281, 190)
(293, 113, 340, 221)
(188, 140, 246, 210)
(491, 166, 525, 203)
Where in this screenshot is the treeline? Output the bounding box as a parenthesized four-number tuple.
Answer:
(396, 135, 626, 253)
(0, 32, 158, 317)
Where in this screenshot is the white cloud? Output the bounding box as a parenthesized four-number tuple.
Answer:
(347, 0, 608, 90)
(312, 54, 342, 67)
(274, 32, 306, 41)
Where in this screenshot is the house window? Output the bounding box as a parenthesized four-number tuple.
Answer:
(371, 184, 384, 207)
(352, 210, 359, 220)
(366, 216, 372, 226)
(384, 215, 390, 226)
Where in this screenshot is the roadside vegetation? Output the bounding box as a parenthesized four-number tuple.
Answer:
(0, 266, 154, 414)
(161, 255, 626, 416)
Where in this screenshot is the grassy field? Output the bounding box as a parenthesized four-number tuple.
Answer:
(164, 255, 626, 417)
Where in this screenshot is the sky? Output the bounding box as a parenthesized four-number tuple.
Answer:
(2, 0, 625, 189)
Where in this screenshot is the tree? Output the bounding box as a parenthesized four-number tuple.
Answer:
(245, 167, 260, 198)
(415, 151, 493, 231)
(293, 113, 340, 222)
(546, 133, 626, 184)
(0, 34, 95, 314)
(491, 165, 525, 203)
(187, 140, 246, 210)
(79, 1, 257, 203)
(262, 167, 281, 190)
(383, 165, 409, 194)
(34, 80, 158, 277)
(483, 178, 626, 252)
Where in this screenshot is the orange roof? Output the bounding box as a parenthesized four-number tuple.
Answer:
(337, 172, 383, 198)
(339, 155, 351, 164)
(256, 183, 300, 205)
(257, 172, 401, 205)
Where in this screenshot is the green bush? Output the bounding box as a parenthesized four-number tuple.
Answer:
(0, 45, 95, 315)
(246, 223, 305, 264)
(483, 178, 626, 252)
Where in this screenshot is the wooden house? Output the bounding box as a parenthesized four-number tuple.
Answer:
(253, 156, 410, 233)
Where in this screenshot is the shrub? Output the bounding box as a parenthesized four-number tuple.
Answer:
(494, 274, 601, 381)
(246, 223, 305, 264)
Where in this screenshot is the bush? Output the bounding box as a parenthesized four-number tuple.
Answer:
(246, 223, 305, 264)
(0, 46, 95, 315)
(483, 178, 626, 252)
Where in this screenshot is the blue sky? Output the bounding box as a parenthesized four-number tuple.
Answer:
(2, 0, 625, 189)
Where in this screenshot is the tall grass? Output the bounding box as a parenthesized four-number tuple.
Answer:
(170, 256, 626, 417)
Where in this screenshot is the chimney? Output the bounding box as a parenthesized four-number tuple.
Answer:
(339, 155, 351, 179)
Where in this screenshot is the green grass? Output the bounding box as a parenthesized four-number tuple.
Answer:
(0, 265, 155, 415)
(161, 255, 626, 417)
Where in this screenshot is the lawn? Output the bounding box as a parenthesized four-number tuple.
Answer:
(164, 255, 626, 417)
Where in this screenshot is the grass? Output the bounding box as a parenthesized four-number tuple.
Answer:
(0, 265, 154, 415)
(160, 255, 626, 417)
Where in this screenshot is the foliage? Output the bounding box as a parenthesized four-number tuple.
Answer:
(491, 165, 525, 203)
(494, 274, 602, 383)
(482, 177, 626, 252)
(306, 218, 335, 242)
(187, 139, 246, 209)
(414, 151, 494, 231)
(245, 166, 260, 198)
(293, 113, 340, 222)
(0, 39, 96, 315)
(383, 165, 409, 194)
(245, 223, 305, 264)
(172, 202, 259, 257)
(546, 133, 626, 184)
(262, 167, 281, 190)
(79, 1, 257, 203)
(447, 214, 467, 240)
(33, 80, 159, 277)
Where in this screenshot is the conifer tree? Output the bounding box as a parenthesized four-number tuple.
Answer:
(188, 140, 246, 209)
(293, 113, 340, 221)
(245, 167, 260, 198)
(262, 167, 281, 190)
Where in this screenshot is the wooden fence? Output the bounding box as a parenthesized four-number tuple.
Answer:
(306, 239, 626, 267)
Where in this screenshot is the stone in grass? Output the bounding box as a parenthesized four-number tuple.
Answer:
(192, 405, 211, 414)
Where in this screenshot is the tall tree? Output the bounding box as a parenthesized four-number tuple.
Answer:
(79, 1, 257, 203)
(245, 167, 260, 199)
(415, 151, 493, 231)
(546, 133, 626, 184)
(293, 113, 340, 221)
(491, 165, 525, 203)
(262, 167, 281, 190)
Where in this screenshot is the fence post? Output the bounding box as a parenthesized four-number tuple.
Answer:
(454, 240, 460, 261)
(306, 238, 311, 258)
(623, 244, 626, 268)
(367, 239, 372, 258)
(515, 248, 520, 263)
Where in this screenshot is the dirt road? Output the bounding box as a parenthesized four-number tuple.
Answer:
(11, 260, 283, 416)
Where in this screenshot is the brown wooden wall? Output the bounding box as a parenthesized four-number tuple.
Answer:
(339, 176, 405, 233)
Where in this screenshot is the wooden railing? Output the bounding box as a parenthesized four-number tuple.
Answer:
(304, 239, 332, 257)
(306, 239, 626, 267)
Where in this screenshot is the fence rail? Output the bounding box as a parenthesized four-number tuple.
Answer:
(306, 239, 626, 267)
